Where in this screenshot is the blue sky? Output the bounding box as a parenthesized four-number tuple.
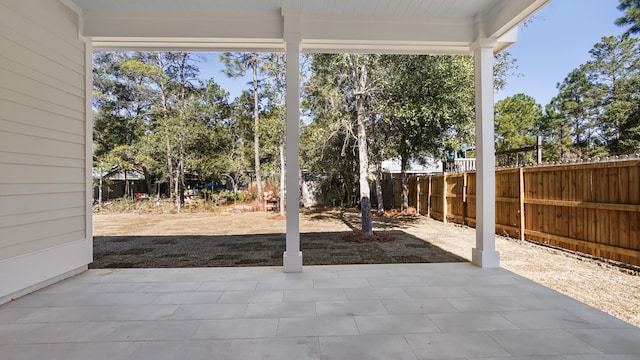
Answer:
(495, 0, 624, 106)
(201, 0, 626, 107)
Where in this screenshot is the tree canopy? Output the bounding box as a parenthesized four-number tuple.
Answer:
(617, 0, 640, 35)
(92, 1, 639, 220)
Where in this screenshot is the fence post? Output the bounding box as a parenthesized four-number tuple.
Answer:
(427, 176, 432, 217)
(462, 173, 468, 226)
(416, 176, 421, 215)
(518, 167, 526, 241)
(442, 173, 447, 224)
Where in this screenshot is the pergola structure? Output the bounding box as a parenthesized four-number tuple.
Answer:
(0, 0, 551, 302)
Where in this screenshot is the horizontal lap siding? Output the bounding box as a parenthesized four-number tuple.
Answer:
(0, 0, 86, 261)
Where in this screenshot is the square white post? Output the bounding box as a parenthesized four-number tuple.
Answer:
(283, 9, 303, 272)
(472, 40, 500, 268)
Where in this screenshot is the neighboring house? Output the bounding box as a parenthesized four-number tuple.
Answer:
(381, 156, 443, 178)
(377, 157, 442, 209)
(92, 168, 147, 201)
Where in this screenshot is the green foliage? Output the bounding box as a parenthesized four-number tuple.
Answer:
(616, 0, 640, 35)
(549, 67, 601, 158)
(541, 98, 575, 161)
(584, 35, 640, 154)
(380, 54, 475, 159)
(619, 94, 640, 153)
(543, 34, 640, 159)
(495, 94, 543, 149)
(219, 52, 286, 204)
(494, 94, 543, 165)
(302, 54, 364, 207)
(93, 51, 234, 206)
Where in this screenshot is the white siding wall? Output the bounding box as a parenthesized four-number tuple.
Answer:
(0, 0, 91, 301)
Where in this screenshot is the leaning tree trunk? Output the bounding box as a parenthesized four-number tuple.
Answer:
(356, 94, 373, 235)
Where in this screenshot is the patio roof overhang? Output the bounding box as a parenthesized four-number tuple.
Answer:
(66, 0, 548, 54)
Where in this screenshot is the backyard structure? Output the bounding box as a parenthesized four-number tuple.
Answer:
(92, 168, 147, 202)
(0, 0, 553, 303)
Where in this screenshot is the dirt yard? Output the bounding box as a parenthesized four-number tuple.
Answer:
(93, 209, 640, 327)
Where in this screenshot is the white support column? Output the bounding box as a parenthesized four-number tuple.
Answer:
(472, 40, 500, 268)
(283, 8, 303, 272)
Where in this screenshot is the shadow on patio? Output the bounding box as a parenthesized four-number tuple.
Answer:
(91, 231, 467, 269)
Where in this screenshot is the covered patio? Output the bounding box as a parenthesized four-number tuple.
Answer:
(1, 0, 548, 295)
(2, 0, 640, 358)
(2, 263, 639, 359)
(2, 0, 552, 303)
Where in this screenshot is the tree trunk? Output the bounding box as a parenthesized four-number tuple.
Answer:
(166, 139, 174, 203)
(279, 144, 285, 216)
(124, 171, 129, 199)
(98, 171, 103, 207)
(370, 109, 384, 215)
(356, 94, 373, 235)
(400, 152, 409, 213)
(179, 140, 186, 206)
(174, 168, 180, 212)
(178, 149, 185, 207)
(252, 56, 264, 206)
(348, 54, 373, 235)
(375, 162, 384, 215)
(156, 53, 173, 203)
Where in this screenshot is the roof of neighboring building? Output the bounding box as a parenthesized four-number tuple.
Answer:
(381, 157, 442, 174)
(92, 168, 145, 181)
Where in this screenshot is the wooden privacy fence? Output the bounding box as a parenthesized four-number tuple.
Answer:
(392, 158, 640, 266)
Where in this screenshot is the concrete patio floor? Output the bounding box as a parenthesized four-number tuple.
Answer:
(0, 263, 639, 360)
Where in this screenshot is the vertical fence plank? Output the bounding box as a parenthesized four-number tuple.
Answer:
(544, 170, 552, 242)
(463, 173, 468, 226)
(442, 173, 447, 224)
(519, 167, 525, 241)
(416, 176, 421, 215)
(428, 176, 432, 217)
(619, 166, 630, 264)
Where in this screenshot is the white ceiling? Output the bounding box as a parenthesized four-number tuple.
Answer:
(71, 0, 500, 17)
(66, 0, 551, 54)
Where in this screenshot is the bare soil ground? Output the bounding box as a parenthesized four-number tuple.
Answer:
(93, 209, 640, 327)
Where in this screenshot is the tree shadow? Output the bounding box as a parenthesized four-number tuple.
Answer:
(309, 210, 422, 231)
(91, 231, 467, 268)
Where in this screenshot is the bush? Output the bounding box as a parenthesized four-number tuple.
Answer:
(212, 189, 256, 204)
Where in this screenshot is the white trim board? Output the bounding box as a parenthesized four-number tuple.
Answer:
(0, 238, 92, 304)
